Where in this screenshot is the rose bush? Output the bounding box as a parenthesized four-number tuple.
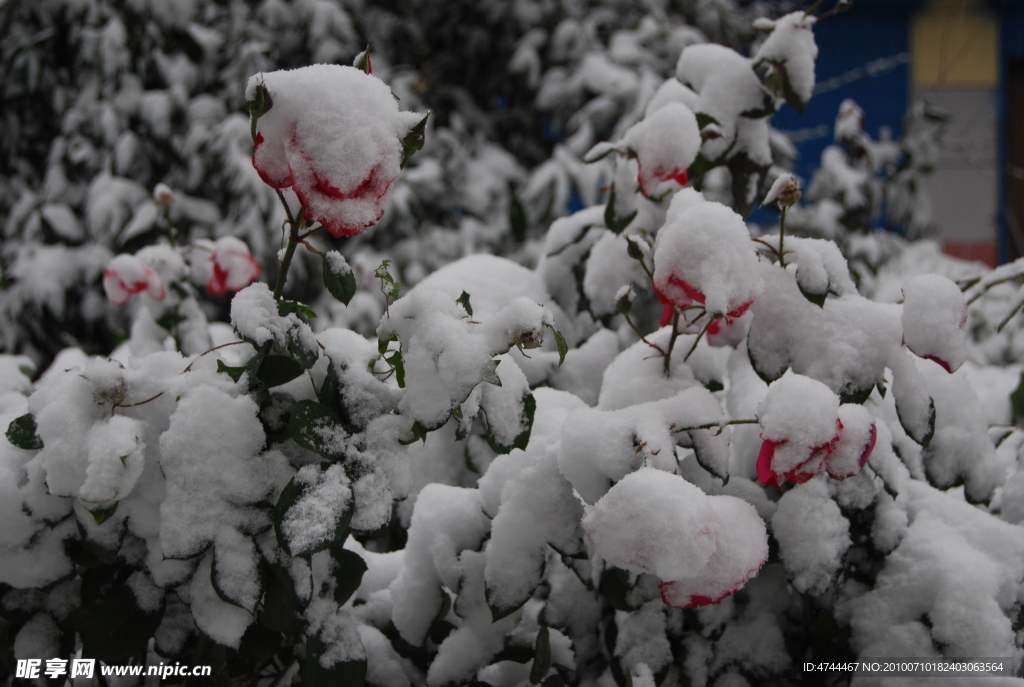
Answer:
(3, 3, 1024, 687)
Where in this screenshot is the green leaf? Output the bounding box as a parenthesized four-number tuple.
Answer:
(378, 332, 397, 355)
(273, 468, 354, 557)
(278, 299, 318, 321)
(603, 184, 637, 235)
(238, 622, 282, 665)
(211, 539, 260, 613)
(288, 329, 320, 370)
(257, 355, 304, 388)
(385, 350, 405, 388)
(509, 190, 527, 243)
(457, 291, 474, 317)
(67, 585, 163, 664)
(89, 502, 119, 525)
(353, 45, 371, 74)
(258, 561, 306, 635)
(400, 112, 430, 169)
(552, 328, 568, 367)
(598, 566, 641, 612)
(695, 112, 720, 130)
(483, 359, 501, 386)
(399, 420, 428, 446)
(1011, 373, 1024, 425)
(486, 392, 535, 455)
(329, 546, 367, 606)
(156, 310, 186, 332)
(6, 413, 43, 450)
(529, 626, 552, 685)
(799, 284, 827, 308)
(303, 633, 367, 687)
(288, 400, 348, 459)
(217, 359, 246, 383)
(323, 253, 357, 305)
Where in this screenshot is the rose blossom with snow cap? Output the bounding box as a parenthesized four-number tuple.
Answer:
(248, 64, 426, 237)
(621, 102, 701, 196)
(652, 188, 762, 319)
(756, 374, 877, 488)
(583, 467, 768, 609)
(191, 237, 262, 295)
(103, 254, 166, 306)
(900, 274, 968, 373)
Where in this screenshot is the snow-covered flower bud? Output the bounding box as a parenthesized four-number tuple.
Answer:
(756, 374, 876, 488)
(583, 468, 768, 609)
(763, 172, 801, 209)
(103, 254, 166, 306)
(191, 237, 262, 296)
(652, 189, 762, 318)
(621, 103, 701, 196)
(900, 274, 968, 373)
(248, 65, 426, 238)
(153, 183, 176, 209)
(615, 285, 635, 316)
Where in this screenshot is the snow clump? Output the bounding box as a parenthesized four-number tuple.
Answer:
(901, 274, 968, 373)
(583, 468, 768, 608)
(248, 65, 426, 237)
(653, 189, 762, 318)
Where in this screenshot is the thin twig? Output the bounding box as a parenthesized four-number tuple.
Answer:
(683, 319, 711, 362)
(181, 340, 247, 373)
(664, 310, 680, 375)
(623, 311, 667, 357)
(112, 391, 164, 415)
(671, 418, 758, 435)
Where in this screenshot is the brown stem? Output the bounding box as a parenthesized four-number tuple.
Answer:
(664, 310, 680, 375)
(181, 340, 247, 373)
(683, 318, 712, 362)
(112, 391, 164, 415)
(623, 311, 667, 357)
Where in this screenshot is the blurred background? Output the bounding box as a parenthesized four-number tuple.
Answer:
(1, 0, 1019, 366)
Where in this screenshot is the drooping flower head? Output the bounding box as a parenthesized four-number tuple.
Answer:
(191, 237, 262, 295)
(248, 65, 425, 237)
(756, 374, 877, 488)
(621, 102, 701, 196)
(103, 254, 166, 306)
(583, 468, 768, 609)
(900, 274, 968, 373)
(652, 189, 762, 318)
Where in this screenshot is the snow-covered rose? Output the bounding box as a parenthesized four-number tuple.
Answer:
(652, 189, 762, 318)
(191, 237, 262, 295)
(583, 468, 767, 609)
(756, 375, 877, 488)
(248, 64, 425, 237)
(901, 274, 968, 373)
(103, 254, 166, 305)
(621, 102, 701, 196)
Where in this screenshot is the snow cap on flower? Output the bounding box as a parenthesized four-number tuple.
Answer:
(103, 254, 166, 305)
(763, 172, 801, 208)
(192, 237, 262, 295)
(621, 102, 701, 196)
(900, 274, 968, 373)
(652, 189, 762, 317)
(248, 64, 425, 237)
(583, 468, 767, 608)
(752, 11, 818, 109)
(756, 374, 876, 487)
(153, 182, 176, 208)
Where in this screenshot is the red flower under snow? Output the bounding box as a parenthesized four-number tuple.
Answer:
(248, 65, 425, 238)
(103, 254, 166, 306)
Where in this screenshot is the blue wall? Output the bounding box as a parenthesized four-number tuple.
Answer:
(771, 0, 922, 185)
